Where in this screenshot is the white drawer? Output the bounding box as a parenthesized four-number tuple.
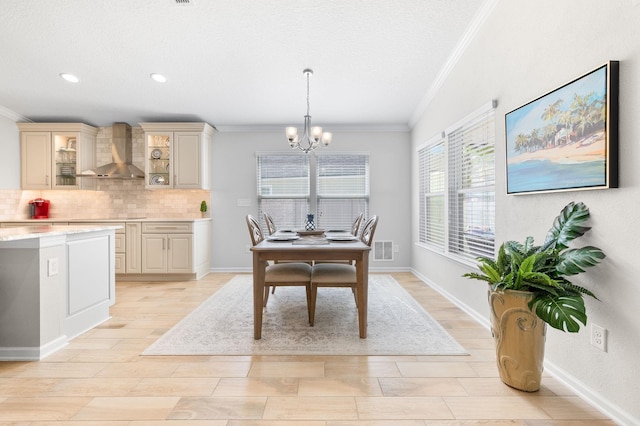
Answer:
(142, 222, 193, 233)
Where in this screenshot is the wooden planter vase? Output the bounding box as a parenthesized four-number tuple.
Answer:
(488, 288, 546, 392)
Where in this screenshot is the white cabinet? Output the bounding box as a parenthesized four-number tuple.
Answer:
(17, 123, 97, 190)
(125, 222, 141, 274)
(139, 122, 214, 190)
(141, 222, 194, 274)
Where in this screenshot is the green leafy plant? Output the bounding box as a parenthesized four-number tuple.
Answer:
(200, 200, 208, 213)
(463, 201, 605, 332)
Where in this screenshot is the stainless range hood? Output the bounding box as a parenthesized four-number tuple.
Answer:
(77, 123, 145, 179)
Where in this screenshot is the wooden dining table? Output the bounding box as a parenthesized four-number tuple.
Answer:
(250, 233, 372, 339)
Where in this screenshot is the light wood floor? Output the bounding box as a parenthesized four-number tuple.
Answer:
(0, 272, 614, 425)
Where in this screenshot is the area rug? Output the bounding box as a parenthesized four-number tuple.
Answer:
(142, 274, 466, 356)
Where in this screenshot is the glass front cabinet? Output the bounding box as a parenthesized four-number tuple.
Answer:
(140, 122, 214, 190)
(18, 123, 97, 190)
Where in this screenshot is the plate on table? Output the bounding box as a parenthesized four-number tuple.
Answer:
(327, 235, 358, 241)
(267, 235, 300, 242)
(297, 229, 325, 236)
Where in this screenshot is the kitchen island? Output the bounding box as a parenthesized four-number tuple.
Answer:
(0, 225, 119, 360)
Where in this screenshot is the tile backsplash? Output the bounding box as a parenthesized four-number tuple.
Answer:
(0, 125, 211, 220)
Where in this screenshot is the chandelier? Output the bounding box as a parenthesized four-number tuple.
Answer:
(286, 68, 332, 153)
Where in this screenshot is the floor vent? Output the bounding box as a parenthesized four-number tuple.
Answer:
(374, 241, 394, 261)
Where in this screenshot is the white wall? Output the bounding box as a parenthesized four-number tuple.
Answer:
(211, 130, 412, 271)
(411, 1, 640, 424)
(0, 114, 20, 189)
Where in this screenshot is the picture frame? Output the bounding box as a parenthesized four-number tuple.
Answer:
(505, 61, 619, 194)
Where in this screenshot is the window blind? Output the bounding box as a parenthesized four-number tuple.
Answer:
(418, 140, 445, 249)
(447, 106, 495, 259)
(316, 153, 369, 230)
(256, 154, 309, 230)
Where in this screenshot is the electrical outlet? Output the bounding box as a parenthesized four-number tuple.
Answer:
(591, 323, 607, 351)
(47, 258, 59, 276)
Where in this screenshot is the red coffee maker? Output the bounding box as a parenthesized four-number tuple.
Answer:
(29, 198, 50, 219)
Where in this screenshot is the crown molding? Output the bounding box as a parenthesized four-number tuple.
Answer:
(408, 0, 499, 128)
(0, 104, 30, 122)
(215, 123, 410, 133)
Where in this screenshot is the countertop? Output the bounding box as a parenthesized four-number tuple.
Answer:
(1, 217, 211, 223)
(0, 224, 122, 242)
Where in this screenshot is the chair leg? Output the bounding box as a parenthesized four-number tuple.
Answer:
(263, 285, 270, 307)
(305, 284, 312, 324)
(309, 284, 317, 326)
(271, 286, 276, 294)
(351, 286, 358, 307)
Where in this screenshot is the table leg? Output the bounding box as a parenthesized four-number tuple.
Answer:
(356, 253, 369, 338)
(253, 254, 266, 339)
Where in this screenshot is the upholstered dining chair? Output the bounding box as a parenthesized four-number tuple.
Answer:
(314, 212, 364, 266)
(308, 215, 379, 326)
(264, 212, 277, 235)
(245, 215, 312, 322)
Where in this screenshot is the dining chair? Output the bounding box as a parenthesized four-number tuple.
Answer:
(351, 212, 364, 237)
(314, 212, 364, 266)
(264, 212, 277, 235)
(308, 215, 379, 326)
(246, 214, 312, 322)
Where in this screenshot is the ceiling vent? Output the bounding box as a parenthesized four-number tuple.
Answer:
(171, 0, 194, 6)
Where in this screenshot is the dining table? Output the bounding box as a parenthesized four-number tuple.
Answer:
(250, 231, 372, 339)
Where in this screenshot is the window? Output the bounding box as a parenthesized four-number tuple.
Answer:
(257, 153, 369, 231)
(256, 154, 309, 230)
(418, 102, 495, 260)
(418, 139, 445, 249)
(316, 153, 369, 230)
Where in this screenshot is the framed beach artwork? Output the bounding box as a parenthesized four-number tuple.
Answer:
(505, 61, 619, 194)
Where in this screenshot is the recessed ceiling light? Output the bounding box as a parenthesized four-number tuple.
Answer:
(60, 73, 79, 83)
(150, 73, 167, 83)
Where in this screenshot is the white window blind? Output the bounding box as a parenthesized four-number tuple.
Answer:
(256, 154, 309, 230)
(316, 153, 369, 230)
(418, 101, 495, 261)
(418, 139, 445, 250)
(448, 106, 495, 259)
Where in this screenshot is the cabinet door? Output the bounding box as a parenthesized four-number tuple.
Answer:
(145, 132, 172, 188)
(21, 132, 51, 189)
(125, 222, 141, 273)
(167, 234, 193, 273)
(173, 132, 201, 188)
(52, 132, 80, 189)
(141, 234, 167, 273)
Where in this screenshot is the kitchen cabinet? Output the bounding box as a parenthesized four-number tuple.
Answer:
(17, 123, 97, 190)
(0, 225, 117, 360)
(139, 122, 215, 190)
(1, 218, 210, 280)
(141, 222, 193, 274)
(125, 222, 141, 274)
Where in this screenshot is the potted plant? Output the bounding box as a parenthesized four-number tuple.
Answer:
(463, 201, 605, 391)
(200, 200, 208, 217)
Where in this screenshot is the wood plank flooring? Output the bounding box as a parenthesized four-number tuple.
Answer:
(0, 272, 615, 424)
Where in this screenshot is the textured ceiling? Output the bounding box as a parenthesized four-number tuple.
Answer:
(0, 0, 487, 130)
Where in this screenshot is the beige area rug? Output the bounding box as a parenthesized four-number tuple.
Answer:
(142, 274, 466, 356)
